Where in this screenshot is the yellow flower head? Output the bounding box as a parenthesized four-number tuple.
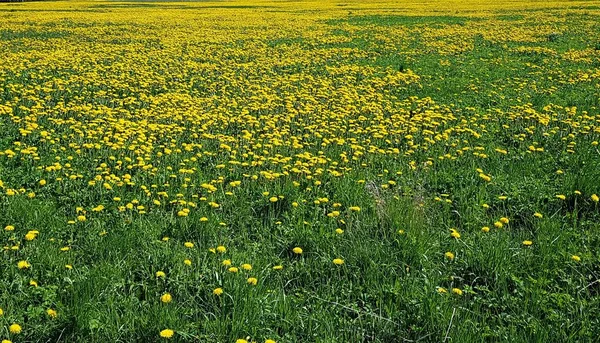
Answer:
(247, 277, 258, 285)
(445, 252, 455, 260)
(213, 287, 223, 296)
(333, 258, 344, 265)
(159, 329, 174, 339)
(47, 309, 57, 318)
(9, 324, 22, 334)
(17, 260, 31, 270)
(522, 240, 533, 246)
(452, 288, 463, 296)
(292, 247, 303, 254)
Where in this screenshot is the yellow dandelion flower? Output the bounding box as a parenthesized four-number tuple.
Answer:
(445, 252, 455, 260)
(8, 324, 21, 334)
(213, 287, 223, 296)
(159, 329, 174, 339)
(452, 288, 463, 295)
(160, 293, 172, 303)
(247, 277, 258, 285)
(333, 258, 344, 265)
(523, 240, 533, 246)
(292, 247, 303, 254)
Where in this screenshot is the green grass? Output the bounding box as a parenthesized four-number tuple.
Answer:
(1, 1, 600, 342)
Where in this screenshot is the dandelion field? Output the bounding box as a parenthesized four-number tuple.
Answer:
(1, 0, 600, 341)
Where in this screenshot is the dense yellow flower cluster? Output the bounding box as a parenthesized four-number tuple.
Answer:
(1, 0, 599, 341)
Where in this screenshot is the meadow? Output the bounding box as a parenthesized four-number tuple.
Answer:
(1, 0, 600, 342)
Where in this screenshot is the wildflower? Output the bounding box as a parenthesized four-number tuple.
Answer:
(349, 206, 361, 212)
(156, 271, 166, 278)
(482, 203, 489, 209)
(522, 240, 533, 246)
(184, 242, 194, 248)
(17, 260, 31, 269)
(335, 228, 344, 234)
(4, 225, 14, 231)
(333, 258, 344, 265)
(247, 277, 258, 285)
(65, 264, 73, 270)
(556, 194, 566, 200)
(500, 217, 509, 224)
(161, 293, 172, 303)
(241, 263, 252, 271)
(24, 233, 37, 241)
(269, 196, 278, 203)
(184, 259, 192, 266)
(228, 267, 239, 273)
(592, 194, 599, 202)
(60, 246, 70, 252)
(445, 252, 455, 260)
(292, 247, 303, 254)
(452, 288, 463, 295)
(29, 280, 38, 287)
(534, 212, 543, 218)
(0, 308, 3, 316)
(47, 309, 57, 318)
(450, 229, 460, 239)
(265, 340, 276, 343)
(498, 196, 507, 200)
(494, 221, 503, 229)
(479, 173, 491, 182)
(273, 265, 283, 270)
(9, 324, 21, 334)
(222, 259, 232, 266)
(159, 329, 174, 338)
(213, 287, 223, 296)
(216, 245, 226, 253)
(437, 287, 447, 294)
(481, 226, 490, 232)
(571, 255, 581, 262)
(77, 215, 86, 222)
(236, 340, 248, 343)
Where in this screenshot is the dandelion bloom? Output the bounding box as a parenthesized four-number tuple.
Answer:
(571, 255, 581, 262)
(445, 252, 455, 260)
(184, 259, 192, 266)
(452, 288, 463, 295)
(213, 287, 223, 296)
(272, 265, 283, 270)
(156, 271, 166, 278)
(247, 277, 258, 285)
(160, 293, 172, 303)
(9, 324, 21, 334)
(269, 196, 278, 203)
(216, 245, 226, 253)
(47, 309, 57, 318)
(159, 329, 174, 339)
(333, 258, 344, 265)
(222, 259, 232, 266)
(534, 212, 543, 218)
(228, 267, 239, 273)
(241, 263, 252, 271)
(437, 287, 447, 294)
(265, 340, 276, 343)
(292, 247, 303, 254)
(522, 240, 533, 246)
(184, 242, 194, 248)
(236, 340, 248, 343)
(349, 206, 361, 212)
(556, 194, 566, 200)
(481, 226, 490, 233)
(450, 229, 460, 239)
(17, 261, 31, 269)
(591, 194, 599, 202)
(335, 228, 344, 234)
(500, 217, 509, 224)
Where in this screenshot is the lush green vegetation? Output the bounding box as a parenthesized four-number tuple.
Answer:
(1, 0, 600, 342)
